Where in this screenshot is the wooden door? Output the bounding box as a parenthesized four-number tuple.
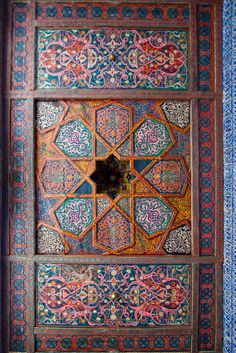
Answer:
(3, 1, 223, 353)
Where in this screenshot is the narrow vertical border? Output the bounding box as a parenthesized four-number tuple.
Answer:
(223, 0, 236, 352)
(190, 3, 198, 91)
(27, 260, 35, 353)
(191, 98, 200, 257)
(191, 263, 199, 353)
(0, 1, 4, 349)
(26, 98, 35, 255)
(28, 1, 36, 91)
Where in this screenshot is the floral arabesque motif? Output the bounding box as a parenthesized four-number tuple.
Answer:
(55, 120, 92, 157)
(145, 159, 188, 195)
(96, 208, 132, 251)
(96, 103, 131, 147)
(40, 159, 81, 195)
(37, 29, 188, 89)
(135, 197, 175, 235)
(55, 198, 93, 236)
(37, 264, 190, 326)
(134, 118, 174, 156)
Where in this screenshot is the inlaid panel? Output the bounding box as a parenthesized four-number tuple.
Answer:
(36, 29, 188, 89)
(37, 263, 190, 327)
(36, 99, 191, 256)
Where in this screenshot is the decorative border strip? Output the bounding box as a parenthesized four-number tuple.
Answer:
(11, 3, 29, 90)
(35, 334, 191, 352)
(197, 5, 214, 91)
(199, 100, 215, 256)
(198, 263, 215, 351)
(10, 261, 27, 352)
(9, 100, 28, 255)
(36, 3, 190, 21)
(223, 0, 236, 352)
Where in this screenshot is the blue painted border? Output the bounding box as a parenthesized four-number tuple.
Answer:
(223, 0, 236, 352)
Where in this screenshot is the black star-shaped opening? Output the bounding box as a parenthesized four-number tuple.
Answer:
(90, 154, 134, 200)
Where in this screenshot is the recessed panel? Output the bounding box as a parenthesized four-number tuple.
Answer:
(36, 99, 191, 256)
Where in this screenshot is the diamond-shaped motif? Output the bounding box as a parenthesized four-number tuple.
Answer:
(40, 160, 81, 195)
(145, 159, 188, 195)
(96, 208, 132, 251)
(55, 120, 92, 157)
(95, 103, 131, 147)
(134, 118, 174, 156)
(96, 197, 111, 217)
(55, 198, 93, 236)
(135, 197, 175, 236)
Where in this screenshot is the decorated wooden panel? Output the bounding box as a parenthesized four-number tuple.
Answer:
(36, 99, 191, 256)
(37, 264, 190, 326)
(4, 1, 223, 353)
(36, 29, 188, 90)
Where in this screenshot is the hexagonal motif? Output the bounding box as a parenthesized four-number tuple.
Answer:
(96, 208, 132, 251)
(134, 118, 174, 156)
(55, 120, 92, 157)
(55, 198, 93, 236)
(40, 160, 81, 195)
(135, 197, 175, 236)
(145, 159, 188, 195)
(95, 103, 131, 147)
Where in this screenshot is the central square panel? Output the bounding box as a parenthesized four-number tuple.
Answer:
(36, 100, 191, 256)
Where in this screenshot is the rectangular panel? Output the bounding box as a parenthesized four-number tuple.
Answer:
(10, 100, 28, 255)
(36, 3, 190, 22)
(37, 263, 190, 327)
(36, 29, 188, 90)
(10, 261, 27, 352)
(35, 332, 191, 352)
(35, 99, 191, 256)
(198, 264, 215, 351)
(11, 3, 30, 90)
(197, 5, 214, 91)
(199, 100, 215, 255)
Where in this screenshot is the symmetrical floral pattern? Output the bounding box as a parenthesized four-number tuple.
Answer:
(40, 160, 81, 195)
(96, 104, 131, 147)
(135, 197, 175, 236)
(134, 118, 174, 156)
(96, 208, 132, 251)
(55, 120, 92, 157)
(37, 264, 190, 326)
(145, 159, 188, 195)
(37, 29, 188, 89)
(55, 198, 93, 236)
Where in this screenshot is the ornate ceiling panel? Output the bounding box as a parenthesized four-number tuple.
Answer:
(35, 99, 191, 256)
(4, 2, 223, 353)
